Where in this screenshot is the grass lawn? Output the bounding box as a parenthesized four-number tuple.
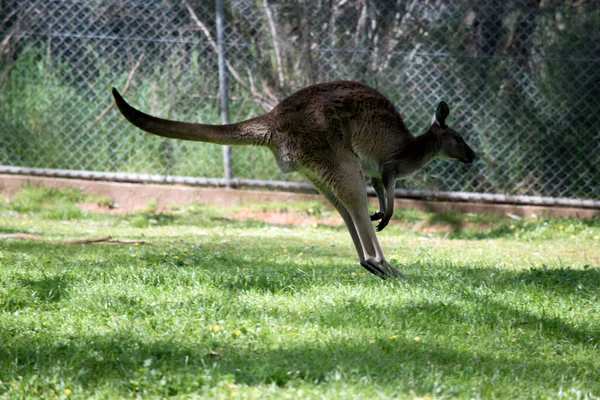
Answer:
(1, 186, 599, 399)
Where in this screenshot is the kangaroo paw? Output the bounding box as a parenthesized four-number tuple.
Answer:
(376, 220, 389, 232)
(370, 211, 384, 221)
(376, 213, 393, 232)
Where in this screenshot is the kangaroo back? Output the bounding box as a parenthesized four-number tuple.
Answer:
(112, 88, 271, 147)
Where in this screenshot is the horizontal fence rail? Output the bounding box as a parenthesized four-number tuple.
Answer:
(3, 166, 600, 209)
(1, 0, 599, 207)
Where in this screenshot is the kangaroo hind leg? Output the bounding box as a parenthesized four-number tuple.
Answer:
(305, 154, 404, 279)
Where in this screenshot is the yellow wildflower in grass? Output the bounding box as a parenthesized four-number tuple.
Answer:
(233, 329, 242, 337)
(368, 339, 376, 344)
(414, 336, 422, 343)
(208, 325, 221, 333)
(389, 335, 397, 340)
(64, 389, 72, 396)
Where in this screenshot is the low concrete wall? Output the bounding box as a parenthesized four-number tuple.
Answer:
(1, 174, 598, 219)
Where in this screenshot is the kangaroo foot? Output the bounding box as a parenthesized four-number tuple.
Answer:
(381, 260, 405, 279)
(360, 259, 405, 280)
(360, 260, 388, 278)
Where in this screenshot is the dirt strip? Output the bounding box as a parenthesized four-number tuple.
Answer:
(1, 174, 598, 219)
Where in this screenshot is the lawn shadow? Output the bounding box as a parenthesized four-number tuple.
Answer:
(513, 265, 600, 292)
(1, 323, 595, 396)
(405, 264, 600, 343)
(2, 255, 599, 395)
(223, 263, 600, 347)
(2, 222, 599, 395)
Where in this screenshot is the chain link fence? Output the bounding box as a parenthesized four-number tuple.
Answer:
(1, 0, 599, 205)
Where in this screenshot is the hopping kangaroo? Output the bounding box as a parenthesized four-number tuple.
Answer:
(112, 81, 476, 279)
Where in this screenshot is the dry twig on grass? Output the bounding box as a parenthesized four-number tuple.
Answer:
(0, 233, 155, 246)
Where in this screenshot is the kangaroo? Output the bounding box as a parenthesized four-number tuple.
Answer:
(112, 81, 476, 279)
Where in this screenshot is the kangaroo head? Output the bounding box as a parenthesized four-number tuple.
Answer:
(430, 101, 476, 164)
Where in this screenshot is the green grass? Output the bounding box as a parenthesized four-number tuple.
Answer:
(1, 187, 599, 399)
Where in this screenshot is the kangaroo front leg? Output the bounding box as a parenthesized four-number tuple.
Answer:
(370, 177, 386, 222)
(376, 167, 397, 232)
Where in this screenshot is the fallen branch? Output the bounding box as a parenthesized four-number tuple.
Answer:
(101, 238, 156, 246)
(1, 233, 155, 246)
(97, 53, 145, 120)
(62, 236, 113, 244)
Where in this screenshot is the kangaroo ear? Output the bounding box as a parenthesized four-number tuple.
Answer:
(432, 101, 450, 127)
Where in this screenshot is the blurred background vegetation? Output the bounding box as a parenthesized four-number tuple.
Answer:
(0, 0, 598, 200)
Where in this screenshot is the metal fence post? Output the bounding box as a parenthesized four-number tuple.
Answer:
(216, 0, 233, 187)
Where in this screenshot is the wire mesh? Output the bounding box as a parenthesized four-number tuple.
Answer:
(1, 0, 599, 201)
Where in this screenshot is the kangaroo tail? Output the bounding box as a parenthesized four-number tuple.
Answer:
(112, 88, 270, 146)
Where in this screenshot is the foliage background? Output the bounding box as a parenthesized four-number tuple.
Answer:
(0, 0, 599, 199)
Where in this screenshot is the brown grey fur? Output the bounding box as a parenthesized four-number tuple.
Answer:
(112, 80, 476, 279)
